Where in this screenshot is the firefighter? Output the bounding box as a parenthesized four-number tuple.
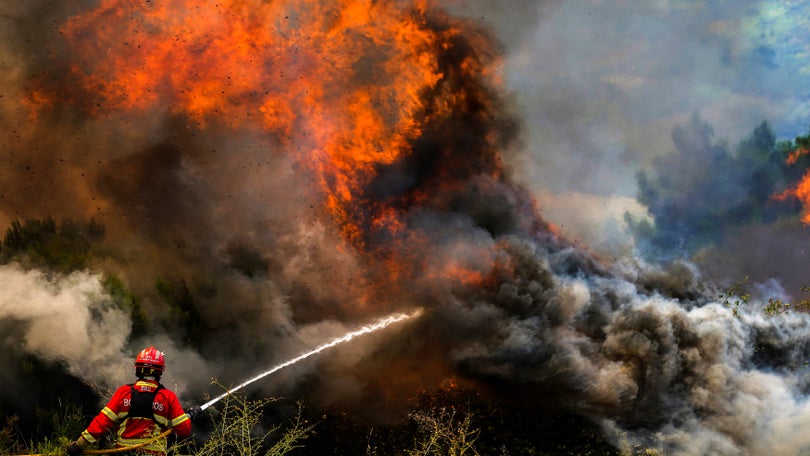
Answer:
(67, 346, 200, 455)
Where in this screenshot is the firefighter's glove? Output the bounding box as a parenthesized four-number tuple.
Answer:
(187, 406, 202, 420)
(66, 441, 84, 456)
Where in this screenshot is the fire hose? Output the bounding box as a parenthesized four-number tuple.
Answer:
(13, 428, 174, 456)
(11, 309, 423, 456)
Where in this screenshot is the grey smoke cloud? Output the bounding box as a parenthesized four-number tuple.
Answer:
(420, 232, 810, 453)
(464, 1, 810, 297)
(501, 1, 810, 198)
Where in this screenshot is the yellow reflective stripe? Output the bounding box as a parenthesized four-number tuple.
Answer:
(81, 430, 97, 443)
(154, 414, 169, 426)
(101, 407, 117, 421)
(171, 414, 190, 427)
(116, 419, 129, 440)
(113, 418, 167, 452)
(116, 435, 167, 452)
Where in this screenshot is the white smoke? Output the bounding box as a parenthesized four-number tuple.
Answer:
(576, 275, 810, 454)
(416, 226, 810, 454)
(0, 262, 218, 402)
(0, 264, 131, 388)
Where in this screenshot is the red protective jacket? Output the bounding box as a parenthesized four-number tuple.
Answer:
(81, 379, 192, 455)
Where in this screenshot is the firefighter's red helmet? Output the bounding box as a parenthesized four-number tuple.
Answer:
(135, 346, 165, 372)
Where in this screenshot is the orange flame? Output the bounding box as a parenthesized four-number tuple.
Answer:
(27, 0, 514, 311)
(429, 263, 488, 287)
(786, 148, 810, 166)
(775, 170, 810, 225)
(40, 0, 499, 253)
(775, 147, 810, 224)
